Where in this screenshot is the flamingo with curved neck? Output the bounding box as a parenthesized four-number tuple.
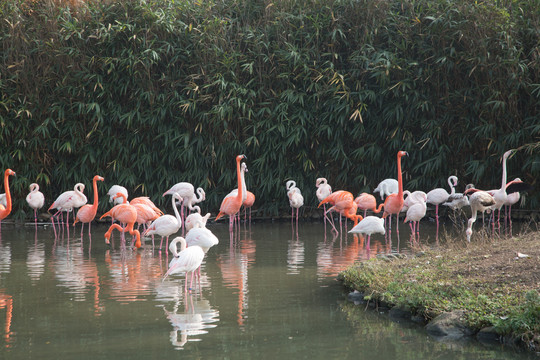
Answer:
(74, 175, 104, 236)
(143, 192, 183, 250)
(26, 183, 45, 225)
(489, 150, 513, 229)
(216, 154, 247, 232)
(0, 169, 16, 231)
(100, 192, 141, 249)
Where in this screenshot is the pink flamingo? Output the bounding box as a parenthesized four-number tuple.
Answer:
(163, 237, 205, 294)
(0, 169, 16, 231)
(216, 154, 247, 232)
(403, 191, 427, 243)
(224, 162, 248, 226)
(74, 175, 104, 236)
(100, 193, 141, 248)
(382, 151, 408, 235)
(319, 190, 362, 232)
(26, 183, 45, 226)
(48, 183, 87, 230)
(354, 193, 383, 217)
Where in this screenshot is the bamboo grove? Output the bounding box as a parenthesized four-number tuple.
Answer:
(0, 0, 539, 220)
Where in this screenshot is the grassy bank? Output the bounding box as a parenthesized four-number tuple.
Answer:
(338, 227, 540, 351)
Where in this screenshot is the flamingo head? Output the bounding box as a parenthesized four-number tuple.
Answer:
(113, 192, 127, 203)
(94, 175, 105, 182)
(236, 154, 247, 162)
(398, 151, 408, 158)
(5, 169, 15, 177)
(316, 178, 327, 187)
(502, 149, 515, 161)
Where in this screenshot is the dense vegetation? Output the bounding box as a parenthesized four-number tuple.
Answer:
(0, 0, 538, 219)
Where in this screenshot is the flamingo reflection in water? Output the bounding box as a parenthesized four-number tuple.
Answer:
(218, 236, 255, 326)
(163, 294, 219, 350)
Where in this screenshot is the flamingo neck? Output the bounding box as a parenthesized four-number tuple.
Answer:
(3, 171, 12, 212)
(501, 154, 508, 189)
(172, 195, 182, 224)
(92, 179, 100, 208)
(236, 158, 243, 203)
(397, 154, 403, 197)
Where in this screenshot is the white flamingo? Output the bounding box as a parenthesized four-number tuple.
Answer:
(143, 192, 182, 250)
(26, 183, 45, 225)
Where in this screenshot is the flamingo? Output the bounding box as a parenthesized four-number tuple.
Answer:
(486, 150, 514, 229)
(464, 188, 496, 242)
(373, 178, 398, 201)
(348, 216, 385, 249)
(243, 191, 255, 224)
(288, 187, 304, 228)
(0, 169, 16, 231)
(130, 196, 163, 217)
(443, 183, 475, 211)
(224, 162, 248, 225)
(107, 185, 128, 205)
(216, 154, 247, 232)
(354, 193, 383, 217)
(185, 212, 211, 233)
(143, 192, 183, 250)
(381, 151, 408, 235)
(403, 191, 427, 243)
(316, 178, 332, 224)
(501, 178, 532, 231)
(26, 183, 45, 225)
(74, 175, 104, 236)
(319, 190, 362, 231)
(426, 175, 458, 227)
(163, 237, 205, 294)
(48, 183, 87, 229)
(100, 193, 141, 248)
(133, 202, 160, 233)
(185, 221, 219, 254)
(163, 182, 205, 233)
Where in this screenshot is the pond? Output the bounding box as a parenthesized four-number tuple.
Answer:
(0, 217, 535, 359)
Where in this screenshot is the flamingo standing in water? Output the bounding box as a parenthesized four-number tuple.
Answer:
(382, 151, 408, 235)
(426, 175, 457, 228)
(100, 193, 141, 248)
(143, 192, 183, 250)
(288, 187, 304, 229)
(26, 183, 45, 226)
(373, 178, 398, 201)
(319, 190, 362, 232)
(216, 154, 247, 233)
(48, 183, 87, 230)
(0, 169, 16, 232)
(74, 175, 104, 236)
(185, 212, 211, 233)
(163, 183, 205, 234)
(163, 237, 205, 294)
(354, 193, 383, 217)
(224, 162, 248, 226)
(107, 185, 128, 204)
(348, 216, 385, 250)
(403, 191, 427, 244)
(316, 178, 332, 226)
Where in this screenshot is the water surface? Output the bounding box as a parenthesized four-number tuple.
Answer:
(0, 218, 534, 359)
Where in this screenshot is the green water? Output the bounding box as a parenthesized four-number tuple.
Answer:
(0, 221, 534, 359)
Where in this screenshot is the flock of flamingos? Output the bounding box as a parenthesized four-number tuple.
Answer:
(0, 150, 532, 290)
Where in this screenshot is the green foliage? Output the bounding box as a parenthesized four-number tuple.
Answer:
(0, 0, 538, 220)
